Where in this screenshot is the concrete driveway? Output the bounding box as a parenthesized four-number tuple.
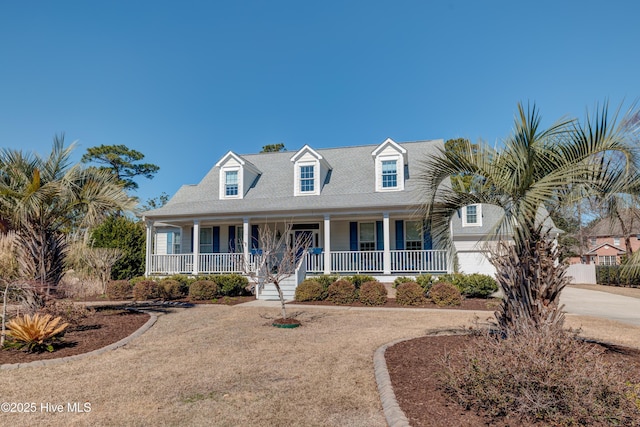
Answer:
(560, 286, 640, 326)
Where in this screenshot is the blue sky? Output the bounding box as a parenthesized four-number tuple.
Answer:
(1, 1, 639, 207)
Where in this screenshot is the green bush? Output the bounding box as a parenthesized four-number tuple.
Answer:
(596, 265, 640, 287)
(90, 216, 145, 280)
(189, 280, 218, 300)
(415, 273, 436, 293)
(158, 279, 187, 300)
(395, 282, 425, 306)
(457, 274, 498, 298)
(345, 275, 377, 289)
(166, 274, 198, 287)
(310, 275, 339, 291)
(295, 280, 325, 302)
(358, 281, 388, 306)
(216, 274, 249, 296)
(327, 279, 357, 304)
(133, 280, 159, 300)
(430, 281, 462, 306)
(106, 280, 132, 300)
(393, 276, 414, 288)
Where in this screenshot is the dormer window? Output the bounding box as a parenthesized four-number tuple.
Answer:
(381, 160, 397, 188)
(300, 165, 315, 192)
(225, 170, 239, 196)
(462, 204, 482, 227)
(215, 151, 261, 200)
(291, 145, 331, 196)
(372, 138, 407, 192)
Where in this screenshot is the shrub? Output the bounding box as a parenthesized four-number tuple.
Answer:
(395, 282, 425, 306)
(442, 326, 640, 425)
(106, 280, 133, 300)
(311, 275, 339, 291)
(189, 280, 218, 300)
(5, 313, 69, 353)
(358, 281, 388, 306)
(456, 274, 498, 298)
(327, 279, 357, 304)
(430, 281, 462, 306)
(295, 280, 325, 302)
(41, 300, 95, 326)
(415, 273, 436, 293)
(345, 275, 377, 289)
(158, 279, 187, 300)
(393, 276, 414, 288)
(216, 274, 249, 296)
(133, 280, 159, 301)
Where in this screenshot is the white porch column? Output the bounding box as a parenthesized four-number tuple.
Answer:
(144, 220, 153, 277)
(383, 212, 391, 274)
(324, 214, 331, 275)
(243, 217, 250, 267)
(192, 220, 200, 275)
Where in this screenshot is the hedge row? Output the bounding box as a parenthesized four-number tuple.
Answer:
(596, 266, 640, 287)
(105, 274, 250, 301)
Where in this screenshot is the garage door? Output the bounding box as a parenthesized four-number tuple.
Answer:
(456, 250, 496, 277)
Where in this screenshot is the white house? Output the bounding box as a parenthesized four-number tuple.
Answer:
(141, 138, 504, 297)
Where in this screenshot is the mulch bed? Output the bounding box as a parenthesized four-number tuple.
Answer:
(290, 297, 499, 311)
(0, 308, 150, 366)
(385, 334, 640, 427)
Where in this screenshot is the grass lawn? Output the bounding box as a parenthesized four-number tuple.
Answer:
(3, 303, 640, 426)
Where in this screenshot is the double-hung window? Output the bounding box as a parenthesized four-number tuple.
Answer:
(463, 204, 481, 226)
(166, 231, 181, 254)
(225, 171, 238, 196)
(359, 223, 376, 251)
(300, 165, 315, 193)
(405, 221, 422, 250)
(200, 228, 213, 253)
(381, 160, 397, 188)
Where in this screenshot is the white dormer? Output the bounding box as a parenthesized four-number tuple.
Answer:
(290, 145, 332, 196)
(372, 138, 407, 192)
(215, 151, 261, 200)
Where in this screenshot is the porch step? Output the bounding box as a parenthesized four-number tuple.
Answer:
(257, 277, 298, 301)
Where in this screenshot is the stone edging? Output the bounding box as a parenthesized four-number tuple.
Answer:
(374, 337, 412, 427)
(375, 329, 471, 427)
(0, 309, 158, 371)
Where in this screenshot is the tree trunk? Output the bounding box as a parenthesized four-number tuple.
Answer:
(492, 237, 569, 333)
(274, 281, 287, 319)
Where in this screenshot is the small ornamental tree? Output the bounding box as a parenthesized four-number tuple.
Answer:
(245, 223, 312, 321)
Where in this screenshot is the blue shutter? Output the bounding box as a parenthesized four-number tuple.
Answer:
(251, 225, 259, 250)
(213, 226, 220, 253)
(190, 227, 194, 252)
(229, 226, 236, 252)
(395, 220, 404, 250)
(376, 221, 383, 250)
(349, 222, 358, 251)
(423, 220, 432, 250)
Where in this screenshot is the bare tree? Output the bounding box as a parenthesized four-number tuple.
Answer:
(245, 223, 312, 320)
(67, 242, 123, 295)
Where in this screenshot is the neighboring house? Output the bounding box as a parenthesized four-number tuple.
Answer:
(578, 213, 640, 265)
(141, 138, 519, 297)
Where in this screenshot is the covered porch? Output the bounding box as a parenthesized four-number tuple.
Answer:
(144, 212, 451, 277)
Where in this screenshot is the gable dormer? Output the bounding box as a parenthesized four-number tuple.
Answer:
(371, 138, 408, 192)
(290, 145, 332, 196)
(215, 151, 261, 200)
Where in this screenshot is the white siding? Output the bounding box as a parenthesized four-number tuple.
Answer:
(454, 240, 496, 276)
(330, 221, 351, 251)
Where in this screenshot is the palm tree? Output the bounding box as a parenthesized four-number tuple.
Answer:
(420, 103, 640, 332)
(0, 135, 137, 294)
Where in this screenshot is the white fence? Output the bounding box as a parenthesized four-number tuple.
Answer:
(566, 264, 596, 284)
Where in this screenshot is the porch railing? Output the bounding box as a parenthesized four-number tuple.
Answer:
(150, 250, 449, 276)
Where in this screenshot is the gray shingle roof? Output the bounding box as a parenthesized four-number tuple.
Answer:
(142, 140, 444, 220)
